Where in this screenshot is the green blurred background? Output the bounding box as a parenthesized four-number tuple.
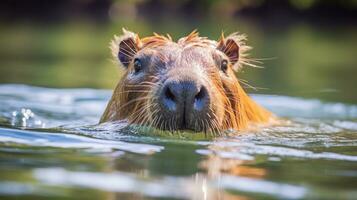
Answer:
(0, 0, 356, 103)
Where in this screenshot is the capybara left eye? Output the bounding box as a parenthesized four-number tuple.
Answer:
(133, 58, 142, 73)
(221, 59, 228, 72)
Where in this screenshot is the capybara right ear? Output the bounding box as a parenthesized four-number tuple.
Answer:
(111, 28, 141, 68)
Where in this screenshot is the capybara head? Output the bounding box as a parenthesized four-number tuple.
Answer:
(100, 29, 272, 133)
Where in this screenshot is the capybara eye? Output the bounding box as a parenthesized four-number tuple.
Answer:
(221, 59, 228, 72)
(133, 58, 142, 73)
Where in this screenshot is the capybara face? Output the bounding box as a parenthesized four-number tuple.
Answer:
(100, 29, 272, 133)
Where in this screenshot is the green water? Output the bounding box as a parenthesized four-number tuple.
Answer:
(0, 17, 357, 200)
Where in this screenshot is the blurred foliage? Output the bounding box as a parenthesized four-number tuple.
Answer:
(1, 0, 357, 23)
(0, 0, 356, 103)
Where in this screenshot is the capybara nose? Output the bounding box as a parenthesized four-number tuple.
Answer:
(161, 80, 208, 114)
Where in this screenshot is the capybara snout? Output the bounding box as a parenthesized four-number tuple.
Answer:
(159, 78, 209, 131)
(100, 29, 273, 133)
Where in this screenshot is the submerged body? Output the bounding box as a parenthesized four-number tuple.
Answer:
(101, 29, 272, 132)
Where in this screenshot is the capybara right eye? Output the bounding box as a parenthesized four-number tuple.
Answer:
(220, 59, 228, 72)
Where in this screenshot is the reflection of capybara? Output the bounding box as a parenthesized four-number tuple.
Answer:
(100, 29, 272, 133)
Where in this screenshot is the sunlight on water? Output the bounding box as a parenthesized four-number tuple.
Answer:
(31, 168, 307, 199)
(0, 84, 356, 199)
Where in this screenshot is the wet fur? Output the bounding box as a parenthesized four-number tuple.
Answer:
(100, 29, 272, 134)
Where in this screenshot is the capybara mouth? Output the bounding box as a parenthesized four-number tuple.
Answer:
(140, 115, 218, 133)
(129, 100, 218, 133)
(151, 112, 215, 132)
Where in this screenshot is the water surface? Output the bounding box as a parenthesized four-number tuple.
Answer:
(0, 84, 356, 200)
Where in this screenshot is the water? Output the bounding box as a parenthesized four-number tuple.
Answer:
(0, 84, 356, 200)
(0, 11, 356, 199)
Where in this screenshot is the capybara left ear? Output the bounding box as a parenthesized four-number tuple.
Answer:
(111, 28, 141, 68)
(217, 32, 250, 71)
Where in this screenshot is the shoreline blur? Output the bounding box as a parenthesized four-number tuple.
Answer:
(0, 0, 356, 104)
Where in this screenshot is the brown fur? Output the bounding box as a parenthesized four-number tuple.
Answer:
(100, 29, 273, 134)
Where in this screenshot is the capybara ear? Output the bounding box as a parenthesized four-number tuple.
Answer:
(217, 32, 251, 71)
(111, 28, 141, 68)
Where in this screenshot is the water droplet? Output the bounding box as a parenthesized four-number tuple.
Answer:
(10, 108, 45, 128)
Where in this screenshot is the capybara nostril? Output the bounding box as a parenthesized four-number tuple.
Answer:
(193, 86, 208, 111)
(164, 86, 176, 102)
(162, 84, 178, 112)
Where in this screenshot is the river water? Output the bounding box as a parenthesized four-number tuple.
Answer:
(0, 84, 356, 199)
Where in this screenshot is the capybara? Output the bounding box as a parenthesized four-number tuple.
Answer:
(100, 29, 273, 133)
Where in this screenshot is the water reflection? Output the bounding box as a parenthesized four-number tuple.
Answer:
(0, 85, 357, 199)
(199, 150, 266, 178)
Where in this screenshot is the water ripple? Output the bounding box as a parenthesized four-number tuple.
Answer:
(0, 127, 163, 154)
